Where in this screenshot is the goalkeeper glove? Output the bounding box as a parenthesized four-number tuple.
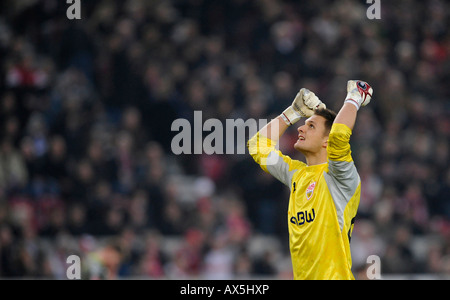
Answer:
(344, 80, 373, 110)
(281, 88, 326, 126)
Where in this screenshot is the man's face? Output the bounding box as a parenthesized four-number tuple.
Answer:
(294, 114, 329, 154)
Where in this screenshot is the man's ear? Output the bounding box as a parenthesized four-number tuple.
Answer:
(322, 136, 329, 149)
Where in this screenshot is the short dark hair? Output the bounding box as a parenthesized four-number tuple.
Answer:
(314, 108, 337, 134)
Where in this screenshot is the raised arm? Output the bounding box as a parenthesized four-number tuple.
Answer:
(333, 103, 358, 131)
(325, 80, 373, 236)
(257, 116, 289, 143)
(327, 79, 373, 177)
(328, 80, 373, 163)
(247, 88, 325, 187)
(334, 80, 373, 131)
(258, 88, 326, 143)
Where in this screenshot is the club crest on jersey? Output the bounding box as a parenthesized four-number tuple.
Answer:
(306, 181, 316, 200)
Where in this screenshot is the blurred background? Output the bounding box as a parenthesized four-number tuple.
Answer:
(0, 0, 449, 280)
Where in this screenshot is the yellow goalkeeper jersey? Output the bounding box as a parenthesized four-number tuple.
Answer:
(248, 123, 360, 280)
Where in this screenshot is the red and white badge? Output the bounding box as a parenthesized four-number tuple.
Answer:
(306, 181, 316, 200)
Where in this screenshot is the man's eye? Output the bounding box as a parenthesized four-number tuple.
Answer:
(309, 124, 314, 128)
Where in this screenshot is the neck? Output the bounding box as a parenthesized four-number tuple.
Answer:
(303, 150, 328, 166)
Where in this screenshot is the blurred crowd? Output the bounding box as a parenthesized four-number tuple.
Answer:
(0, 0, 449, 279)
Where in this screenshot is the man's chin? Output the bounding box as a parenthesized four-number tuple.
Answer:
(294, 142, 304, 152)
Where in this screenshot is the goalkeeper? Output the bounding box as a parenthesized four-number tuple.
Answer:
(248, 80, 373, 280)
